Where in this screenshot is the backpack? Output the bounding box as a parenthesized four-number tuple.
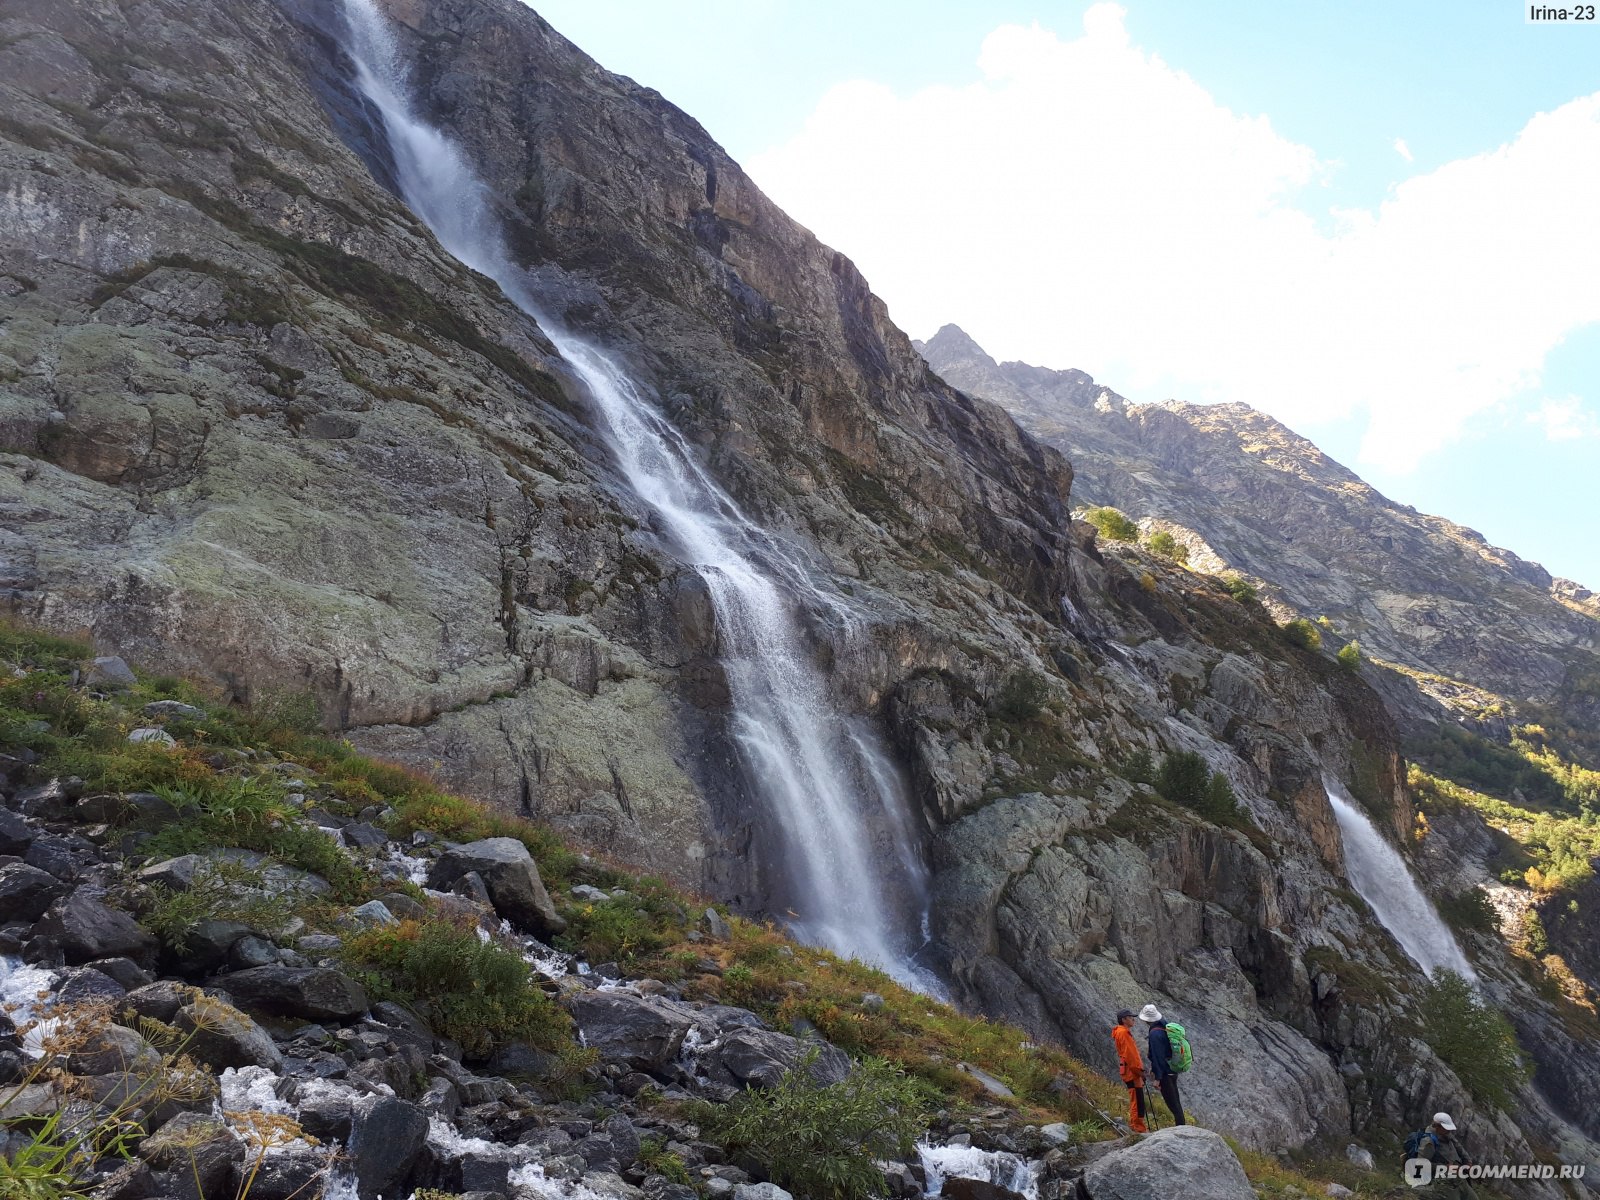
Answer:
(1404, 1130, 1440, 1162)
(1164, 1022, 1193, 1073)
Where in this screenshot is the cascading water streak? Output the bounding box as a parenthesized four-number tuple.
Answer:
(339, 0, 935, 988)
(1325, 776, 1476, 981)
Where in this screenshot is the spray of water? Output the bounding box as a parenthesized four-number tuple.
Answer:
(1325, 776, 1476, 981)
(338, 0, 935, 987)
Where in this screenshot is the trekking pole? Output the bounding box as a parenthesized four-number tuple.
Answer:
(1057, 1075, 1129, 1137)
(1145, 1080, 1158, 1131)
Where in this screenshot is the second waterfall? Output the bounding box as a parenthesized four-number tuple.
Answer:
(339, 0, 935, 988)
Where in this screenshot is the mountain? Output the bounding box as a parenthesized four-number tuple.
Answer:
(917, 324, 1600, 760)
(2, 0, 1597, 1181)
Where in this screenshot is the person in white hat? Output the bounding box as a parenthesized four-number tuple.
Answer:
(1412, 1111, 1476, 1198)
(1139, 1004, 1186, 1127)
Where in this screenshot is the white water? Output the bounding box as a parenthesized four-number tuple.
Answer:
(1325, 777, 1476, 980)
(339, 0, 934, 988)
(917, 1143, 1041, 1200)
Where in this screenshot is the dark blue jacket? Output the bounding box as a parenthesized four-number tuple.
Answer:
(1147, 1022, 1174, 1080)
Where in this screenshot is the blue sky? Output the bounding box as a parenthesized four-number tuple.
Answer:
(533, 1, 1600, 589)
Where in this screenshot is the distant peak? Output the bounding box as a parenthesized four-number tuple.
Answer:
(921, 323, 994, 365)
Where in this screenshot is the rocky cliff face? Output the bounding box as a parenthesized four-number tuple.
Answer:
(2, 0, 1596, 1177)
(918, 324, 1600, 758)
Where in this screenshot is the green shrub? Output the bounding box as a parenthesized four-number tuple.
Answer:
(1222, 576, 1258, 603)
(341, 917, 570, 1056)
(1084, 506, 1139, 543)
(140, 777, 365, 898)
(699, 1052, 930, 1200)
(1281, 618, 1322, 651)
(992, 672, 1049, 723)
(1155, 751, 1210, 809)
(559, 890, 678, 964)
(1437, 886, 1497, 935)
(141, 860, 300, 951)
(1145, 531, 1188, 563)
(1155, 752, 1248, 830)
(1121, 748, 1155, 786)
(1421, 969, 1525, 1109)
(1337, 641, 1362, 672)
(1200, 772, 1245, 826)
(637, 1137, 694, 1187)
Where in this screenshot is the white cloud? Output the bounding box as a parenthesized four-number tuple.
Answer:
(1393, 136, 1413, 162)
(1528, 395, 1599, 441)
(747, 4, 1600, 473)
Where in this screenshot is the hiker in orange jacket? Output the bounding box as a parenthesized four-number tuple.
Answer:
(1112, 1008, 1149, 1133)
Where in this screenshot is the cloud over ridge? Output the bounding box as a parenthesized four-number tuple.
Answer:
(748, 3, 1600, 473)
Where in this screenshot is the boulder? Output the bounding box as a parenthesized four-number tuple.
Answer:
(0, 862, 68, 921)
(0, 808, 35, 855)
(733, 1185, 794, 1200)
(56, 965, 129, 1006)
(566, 991, 697, 1072)
(349, 1096, 429, 1200)
(127, 728, 176, 748)
(428, 838, 565, 935)
(141, 1112, 243, 1200)
(35, 891, 156, 963)
(87, 657, 137, 690)
(941, 1181, 1025, 1200)
(175, 998, 284, 1070)
(124, 980, 192, 1023)
(214, 966, 368, 1022)
(178, 919, 255, 973)
(1080, 1127, 1253, 1200)
(143, 700, 205, 721)
(86, 957, 153, 991)
(341, 822, 390, 849)
(24, 834, 94, 881)
(64, 1024, 161, 1076)
(345, 900, 397, 928)
(696, 1028, 850, 1090)
(232, 1147, 325, 1200)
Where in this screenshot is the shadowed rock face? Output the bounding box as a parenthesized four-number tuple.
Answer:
(919, 324, 1600, 752)
(3, 0, 1598, 1170)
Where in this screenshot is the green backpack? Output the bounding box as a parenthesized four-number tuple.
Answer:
(1165, 1022, 1193, 1072)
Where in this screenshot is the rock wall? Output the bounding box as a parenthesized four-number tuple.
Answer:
(1, 0, 1596, 1174)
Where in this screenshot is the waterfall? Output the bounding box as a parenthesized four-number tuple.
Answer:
(1324, 777, 1476, 981)
(338, 0, 935, 988)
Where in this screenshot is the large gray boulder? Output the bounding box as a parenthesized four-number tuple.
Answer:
(0, 862, 67, 921)
(34, 890, 156, 963)
(175, 998, 283, 1071)
(427, 837, 565, 936)
(214, 966, 368, 1022)
(697, 1028, 850, 1090)
(348, 1096, 429, 1200)
(1080, 1127, 1254, 1200)
(565, 990, 697, 1072)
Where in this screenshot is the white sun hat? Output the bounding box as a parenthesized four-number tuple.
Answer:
(1138, 1003, 1164, 1023)
(1433, 1112, 1457, 1131)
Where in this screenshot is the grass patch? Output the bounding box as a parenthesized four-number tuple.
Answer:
(341, 916, 570, 1058)
(693, 1052, 930, 1200)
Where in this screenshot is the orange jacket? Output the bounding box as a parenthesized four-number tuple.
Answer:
(1113, 1023, 1144, 1084)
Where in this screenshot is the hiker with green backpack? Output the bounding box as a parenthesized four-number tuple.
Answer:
(1140, 1003, 1190, 1126)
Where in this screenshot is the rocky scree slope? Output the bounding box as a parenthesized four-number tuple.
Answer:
(916, 325, 1600, 762)
(0, 0, 1596, 1177)
(0, 627, 1340, 1200)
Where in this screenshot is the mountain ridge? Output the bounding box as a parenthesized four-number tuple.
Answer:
(918, 322, 1600, 748)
